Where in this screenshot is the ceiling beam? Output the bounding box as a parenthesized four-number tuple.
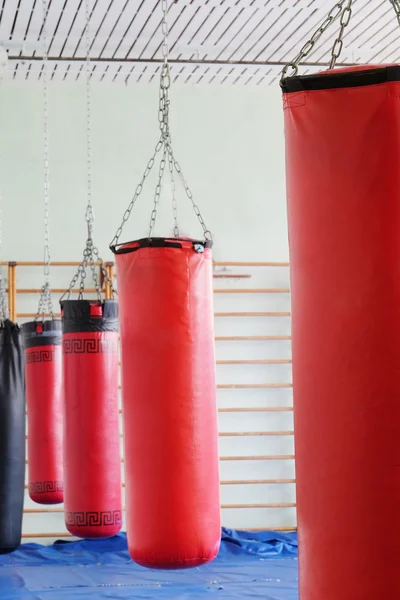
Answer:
(11, 55, 356, 68)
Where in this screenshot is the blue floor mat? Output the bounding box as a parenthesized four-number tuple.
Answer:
(0, 529, 299, 599)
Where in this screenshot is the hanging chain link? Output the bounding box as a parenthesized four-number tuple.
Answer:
(110, 0, 211, 248)
(85, 0, 93, 237)
(36, 0, 54, 321)
(389, 0, 400, 26)
(64, 0, 115, 301)
(329, 0, 353, 69)
(282, 0, 400, 81)
(110, 138, 163, 247)
(168, 145, 179, 237)
(281, 1, 348, 81)
(148, 146, 167, 236)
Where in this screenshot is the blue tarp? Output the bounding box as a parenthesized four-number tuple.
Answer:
(0, 528, 299, 599)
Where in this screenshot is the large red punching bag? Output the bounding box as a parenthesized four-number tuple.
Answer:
(23, 320, 63, 504)
(112, 237, 220, 570)
(61, 299, 122, 539)
(281, 65, 400, 598)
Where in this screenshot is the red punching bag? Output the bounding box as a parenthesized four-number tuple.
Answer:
(112, 238, 220, 570)
(23, 320, 63, 505)
(61, 299, 122, 539)
(281, 64, 400, 598)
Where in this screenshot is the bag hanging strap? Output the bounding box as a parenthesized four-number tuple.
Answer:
(110, 0, 212, 251)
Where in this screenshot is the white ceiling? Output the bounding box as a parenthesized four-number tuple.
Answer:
(0, 0, 398, 84)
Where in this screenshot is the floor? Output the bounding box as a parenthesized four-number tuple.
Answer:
(0, 529, 298, 599)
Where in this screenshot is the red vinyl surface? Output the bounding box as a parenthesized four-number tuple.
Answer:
(283, 65, 400, 598)
(25, 344, 63, 505)
(116, 240, 220, 569)
(62, 331, 122, 538)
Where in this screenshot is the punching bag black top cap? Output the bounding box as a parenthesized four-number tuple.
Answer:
(111, 236, 213, 254)
(0, 320, 26, 553)
(280, 64, 400, 93)
(61, 300, 118, 333)
(22, 319, 62, 348)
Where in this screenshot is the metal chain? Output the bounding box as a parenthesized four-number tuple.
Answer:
(64, 0, 114, 301)
(282, 0, 400, 81)
(110, 0, 212, 248)
(81, 0, 100, 296)
(109, 138, 163, 248)
(329, 0, 353, 69)
(159, 11, 179, 238)
(85, 0, 93, 233)
(172, 150, 212, 240)
(159, 0, 171, 144)
(389, 0, 400, 26)
(148, 146, 167, 236)
(168, 144, 179, 237)
(62, 247, 115, 301)
(36, 0, 55, 321)
(281, 1, 346, 81)
(91, 245, 115, 293)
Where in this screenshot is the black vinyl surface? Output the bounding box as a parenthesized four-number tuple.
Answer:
(61, 300, 118, 333)
(0, 320, 26, 553)
(22, 320, 62, 348)
(280, 65, 400, 93)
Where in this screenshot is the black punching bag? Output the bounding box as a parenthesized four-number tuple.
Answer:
(0, 320, 26, 553)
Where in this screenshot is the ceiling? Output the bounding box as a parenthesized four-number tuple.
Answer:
(0, 0, 398, 84)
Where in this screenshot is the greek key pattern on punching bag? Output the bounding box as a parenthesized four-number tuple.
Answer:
(63, 338, 116, 354)
(29, 481, 63, 495)
(61, 300, 122, 539)
(66, 510, 123, 528)
(26, 348, 55, 363)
